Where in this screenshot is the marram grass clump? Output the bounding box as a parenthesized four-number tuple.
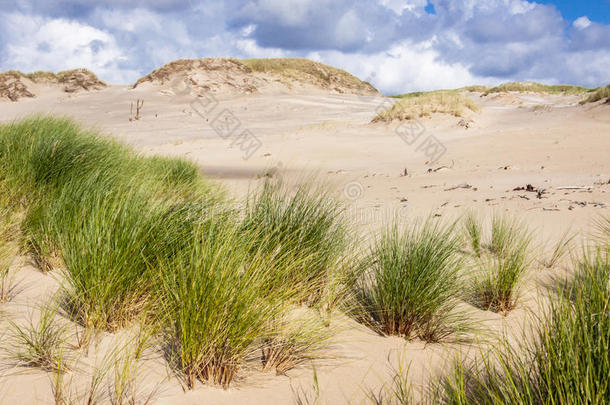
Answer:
(464, 214, 532, 315)
(580, 84, 610, 104)
(432, 245, 610, 405)
(373, 92, 478, 122)
(350, 218, 467, 342)
(242, 180, 351, 308)
(157, 221, 308, 388)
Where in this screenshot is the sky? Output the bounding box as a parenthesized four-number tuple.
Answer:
(0, 0, 608, 94)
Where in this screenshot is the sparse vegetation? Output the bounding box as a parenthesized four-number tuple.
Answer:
(390, 87, 489, 99)
(483, 81, 592, 96)
(374, 92, 478, 122)
(350, 218, 467, 342)
(133, 57, 379, 95)
(240, 58, 379, 94)
(367, 359, 413, 405)
(580, 84, 610, 104)
(541, 229, 574, 268)
(261, 311, 332, 375)
(466, 215, 532, 315)
(433, 244, 610, 404)
(0, 69, 105, 101)
(7, 304, 70, 372)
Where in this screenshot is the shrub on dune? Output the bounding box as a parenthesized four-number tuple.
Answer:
(351, 218, 466, 342)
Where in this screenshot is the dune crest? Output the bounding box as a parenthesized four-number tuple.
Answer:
(133, 57, 380, 96)
(0, 68, 106, 101)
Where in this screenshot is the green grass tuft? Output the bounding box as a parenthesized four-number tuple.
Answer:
(157, 220, 303, 389)
(466, 215, 532, 315)
(433, 244, 610, 404)
(350, 218, 467, 342)
(7, 304, 71, 372)
(242, 180, 351, 308)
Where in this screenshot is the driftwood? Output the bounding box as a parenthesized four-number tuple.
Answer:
(555, 186, 592, 190)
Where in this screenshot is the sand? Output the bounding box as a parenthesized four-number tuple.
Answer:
(0, 80, 608, 404)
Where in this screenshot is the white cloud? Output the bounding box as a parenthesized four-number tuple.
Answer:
(0, 12, 136, 83)
(309, 40, 496, 94)
(378, 0, 427, 15)
(573, 16, 592, 30)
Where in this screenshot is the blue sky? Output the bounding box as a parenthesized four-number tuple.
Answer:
(541, 0, 610, 24)
(0, 0, 608, 93)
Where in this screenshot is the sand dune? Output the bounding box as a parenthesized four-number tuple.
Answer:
(0, 62, 609, 404)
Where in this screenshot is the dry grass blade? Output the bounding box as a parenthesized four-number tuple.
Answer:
(0, 207, 19, 302)
(542, 229, 575, 268)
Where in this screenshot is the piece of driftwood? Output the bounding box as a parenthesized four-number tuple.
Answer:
(555, 186, 592, 190)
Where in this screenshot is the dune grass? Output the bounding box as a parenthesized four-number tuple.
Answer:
(367, 359, 413, 405)
(0, 115, 347, 389)
(580, 84, 610, 104)
(541, 229, 574, 268)
(0, 116, 220, 332)
(0, 207, 19, 303)
(157, 221, 305, 388)
(350, 218, 467, 342)
(0, 69, 104, 84)
(466, 215, 532, 315)
(240, 58, 378, 94)
(7, 304, 70, 372)
(373, 92, 479, 122)
(261, 311, 333, 375)
(433, 243, 610, 404)
(483, 81, 592, 96)
(390, 86, 489, 99)
(242, 180, 351, 307)
(463, 212, 483, 258)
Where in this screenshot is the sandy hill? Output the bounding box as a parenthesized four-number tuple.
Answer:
(0, 69, 106, 101)
(133, 57, 380, 96)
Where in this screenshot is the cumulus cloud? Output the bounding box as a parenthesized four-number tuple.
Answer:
(0, 0, 608, 92)
(573, 16, 592, 30)
(0, 12, 137, 83)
